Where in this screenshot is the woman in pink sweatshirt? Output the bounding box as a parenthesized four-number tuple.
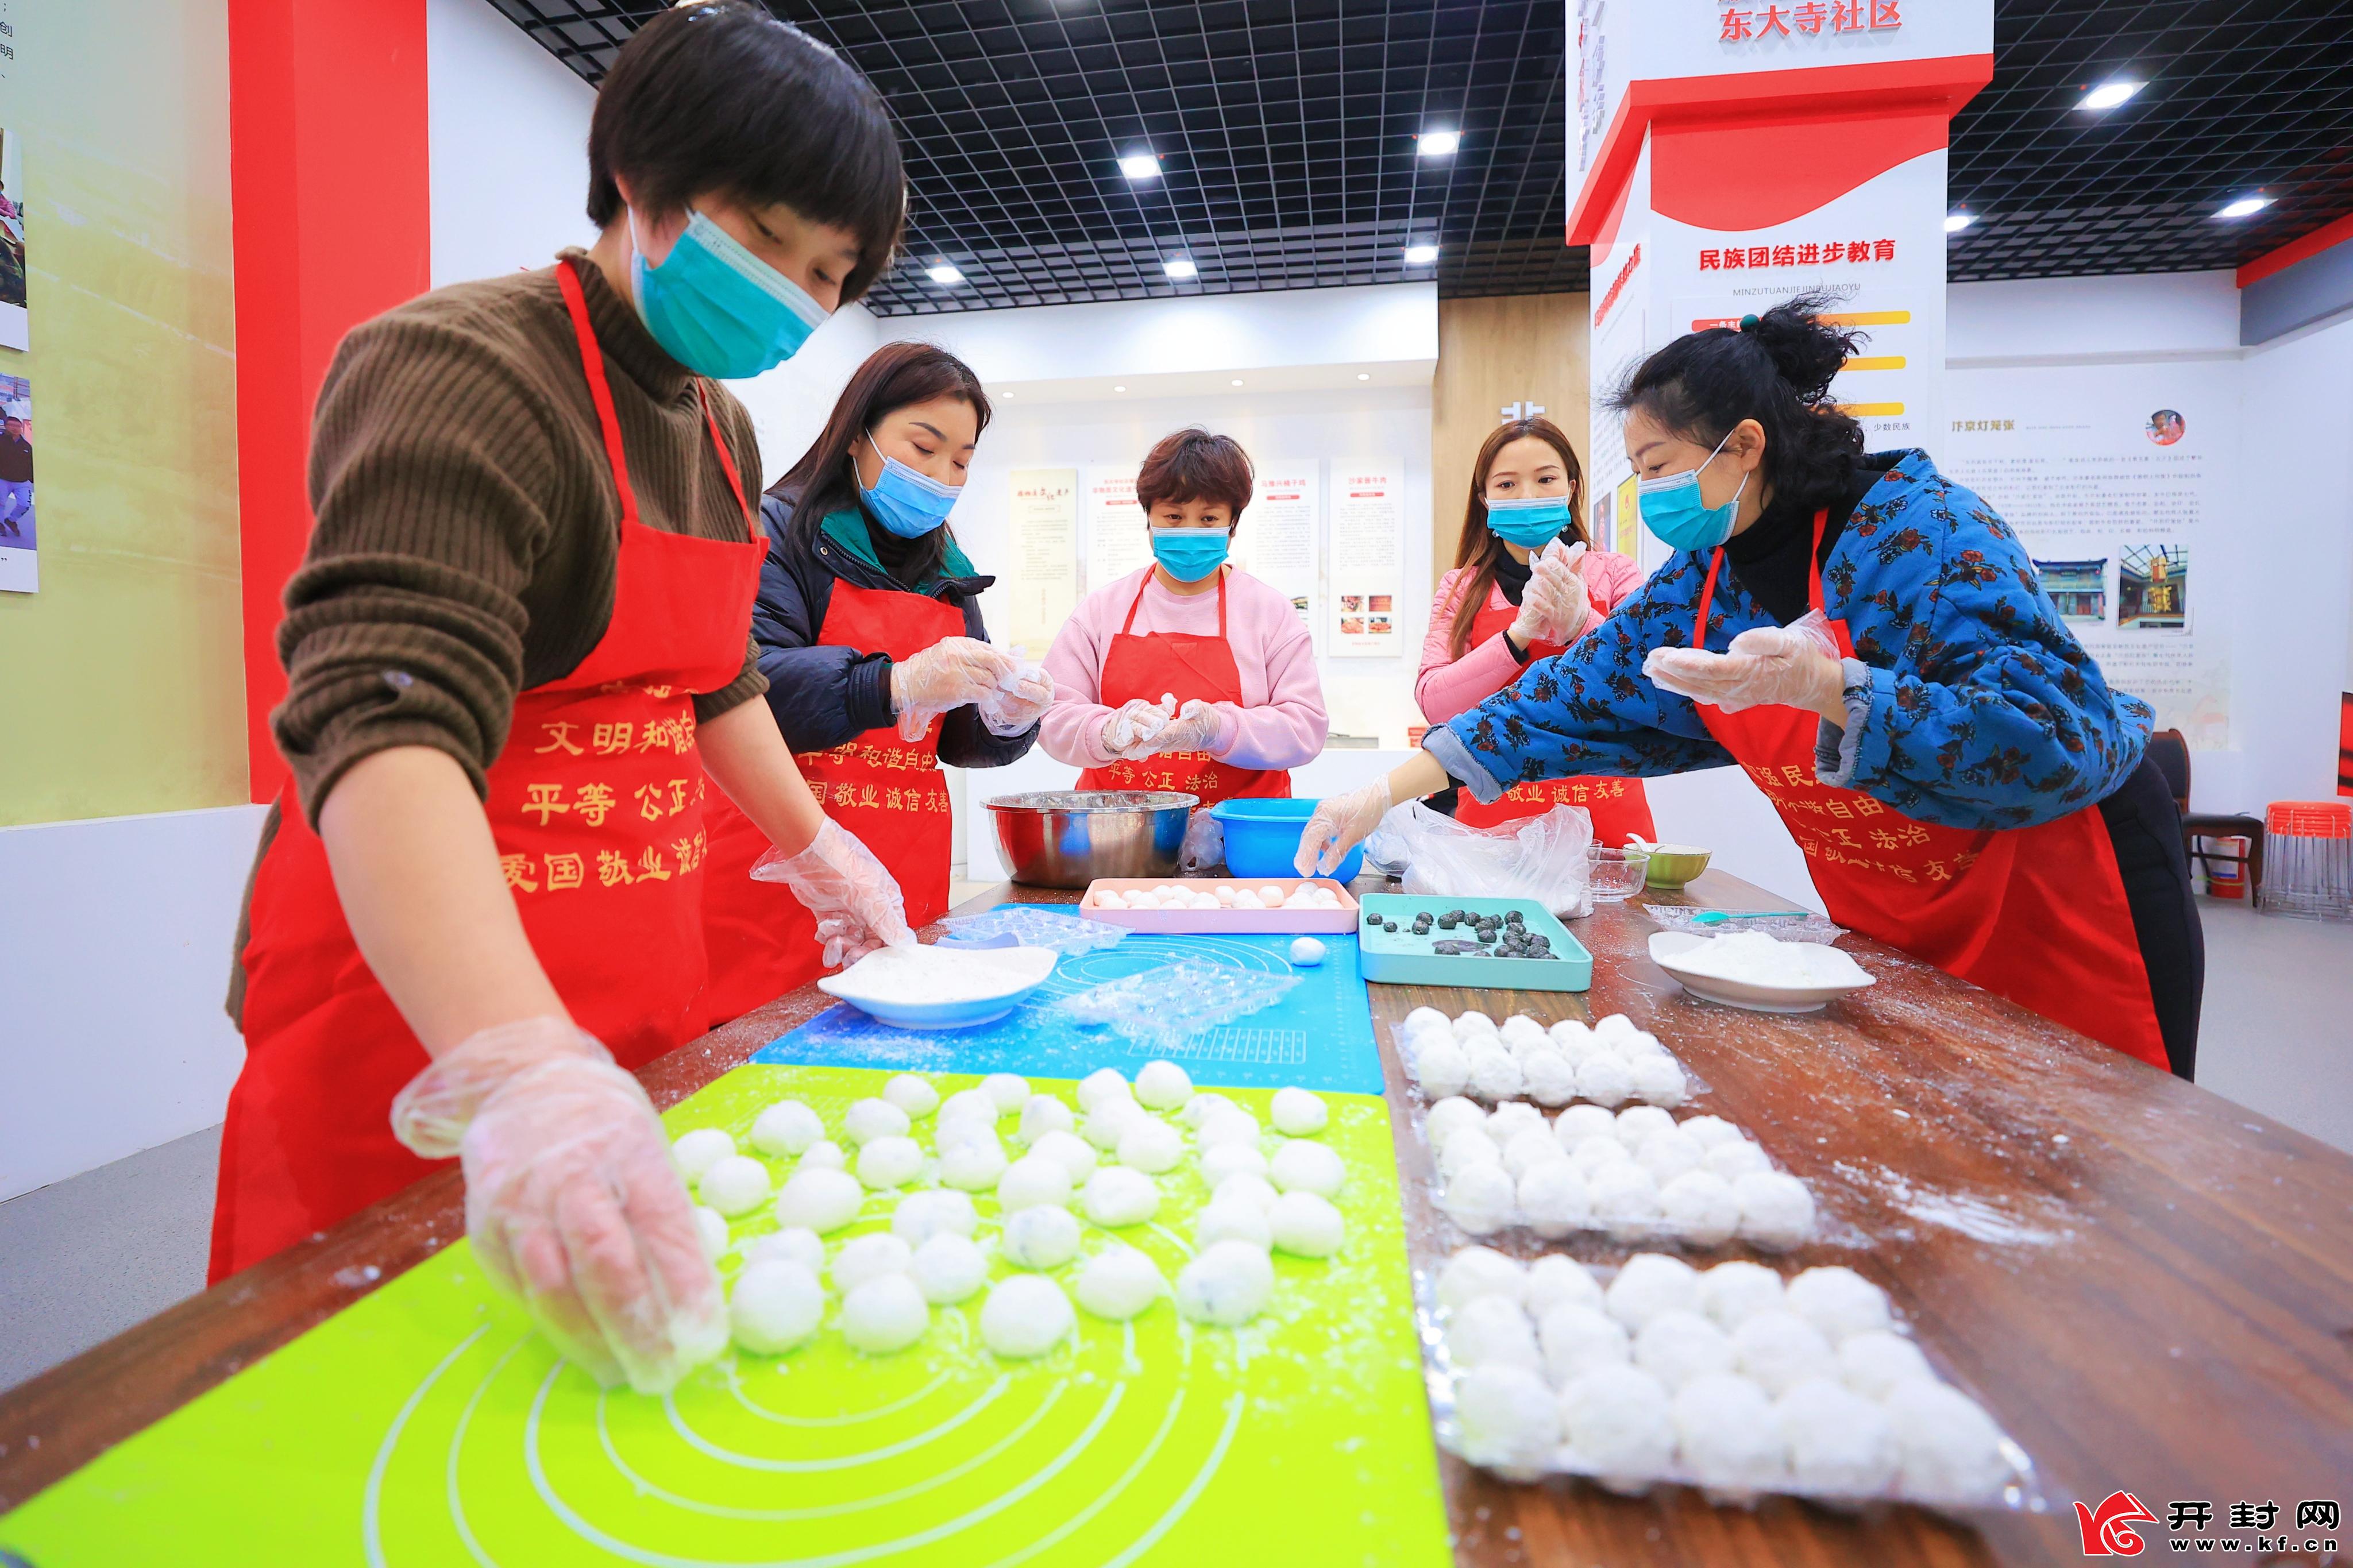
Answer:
(1042, 427, 1327, 801)
(1418, 416, 1656, 845)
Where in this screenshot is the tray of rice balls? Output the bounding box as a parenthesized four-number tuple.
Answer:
(1080, 876, 1359, 932)
(1357, 894, 1592, 992)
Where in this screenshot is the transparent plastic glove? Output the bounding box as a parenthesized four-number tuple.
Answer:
(977, 661, 1054, 737)
(891, 637, 1019, 743)
(389, 1016, 724, 1393)
(751, 818, 916, 967)
(1101, 693, 1179, 759)
(1134, 698, 1226, 758)
(1642, 608, 1843, 714)
(1293, 775, 1394, 876)
(1509, 540, 1590, 648)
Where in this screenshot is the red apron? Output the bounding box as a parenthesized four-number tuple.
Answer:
(699, 580, 963, 1029)
(1076, 569, 1290, 804)
(1454, 591, 1658, 846)
(1688, 512, 2167, 1069)
(210, 257, 765, 1280)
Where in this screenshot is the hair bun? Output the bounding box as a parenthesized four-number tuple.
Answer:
(1747, 294, 1864, 406)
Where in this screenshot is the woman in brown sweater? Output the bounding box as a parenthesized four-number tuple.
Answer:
(214, 2, 907, 1393)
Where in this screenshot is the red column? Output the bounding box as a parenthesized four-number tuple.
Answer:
(229, 0, 431, 802)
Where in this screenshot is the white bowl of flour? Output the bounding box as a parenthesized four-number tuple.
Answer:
(1648, 930, 1874, 1014)
(819, 943, 1062, 1030)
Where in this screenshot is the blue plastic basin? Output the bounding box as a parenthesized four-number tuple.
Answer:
(1210, 797, 1366, 883)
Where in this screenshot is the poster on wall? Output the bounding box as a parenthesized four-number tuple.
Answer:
(1329, 464, 1402, 657)
(1234, 459, 1318, 640)
(1946, 368, 2232, 750)
(0, 373, 33, 593)
(1082, 465, 1148, 596)
(1005, 467, 1077, 652)
(0, 123, 27, 352)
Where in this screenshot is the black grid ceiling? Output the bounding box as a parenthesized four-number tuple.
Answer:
(492, 0, 2353, 315)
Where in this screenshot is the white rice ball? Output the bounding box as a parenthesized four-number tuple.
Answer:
(1523, 1254, 1604, 1315)
(1839, 1330, 1937, 1399)
(1732, 1310, 1838, 1396)
(692, 1206, 729, 1261)
(1521, 1051, 1579, 1106)
(1672, 1372, 1788, 1489)
(909, 1233, 989, 1304)
(700, 1154, 773, 1218)
(1438, 1125, 1503, 1177)
(1402, 1005, 1451, 1036)
(1425, 1096, 1489, 1149)
(1734, 1172, 1817, 1252)
(1435, 1245, 1526, 1310)
(1174, 1239, 1275, 1326)
(840, 1273, 929, 1355)
(1779, 1377, 1899, 1494)
(1270, 1139, 1346, 1198)
(1706, 1140, 1773, 1181)
(1627, 1054, 1688, 1107)
(1269, 1086, 1328, 1136)
(1195, 1107, 1262, 1149)
(854, 1135, 924, 1191)
(1885, 1381, 2011, 1503)
(1635, 1129, 1706, 1185)
(829, 1232, 913, 1295)
(996, 1154, 1073, 1211)
(891, 1188, 977, 1246)
(1000, 1204, 1083, 1269)
(1588, 1161, 1662, 1238)
(1212, 1172, 1280, 1214)
(1658, 1170, 1741, 1246)
(936, 1090, 998, 1138)
(1029, 1129, 1098, 1184)
(1501, 1127, 1568, 1181)
(730, 1260, 824, 1354)
(1576, 1054, 1633, 1108)
(1558, 1364, 1675, 1476)
(1517, 1162, 1591, 1240)
(1073, 1246, 1166, 1320)
(1080, 1166, 1160, 1227)
(1441, 1162, 1517, 1235)
(1498, 1015, 1550, 1053)
(1552, 1104, 1618, 1149)
(1455, 1362, 1561, 1471)
(1785, 1266, 1893, 1343)
(937, 1133, 1009, 1192)
(1197, 1142, 1268, 1187)
(842, 1098, 911, 1146)
(1633, 1309, 1736, 1390)
(1116, 1119, 1185, 1174)
(979, 1274, 1075, 1359)
(672, 1127, 735, 1181)
(1081, 1098, 1147, 1152)
(1447, 1293, 1541, 1370)
(1538, 1304, 1631, 1387)
(1076, 1068, 1133, 1115)
(1452, 1009, 1499, 1040)
(1604, 1252, 1700, 1329)
(1017, 1094, 1075, 1146)
(774, 1167, 865, 1234)
(1546, 1018, 1593, 1052)
(1133, 1060, 1193, 1111)
(1411, 1038, 1472, 1099)
(1485, 1102, 1546, 1144)
(1677, 1114, 1744, 1150)
(1591, 1013, 1638, 1042)
(1267, 1191, 1345, 1257)
(1568, 1134, 1633, 1179)
(743, 1227, 823, 1272)
(1698, 1260, 1786, 1328)
(1614, 1105, 1677, 1149)
(1288, 936, 1326, 966)
(1466, 1045, 1525, 1103)
(980, 1072, 1030, 1112)
(748, 1102, 823, 1158)
(882, 1074, 939, 1118)
(1195, 1199, 1273, 1250)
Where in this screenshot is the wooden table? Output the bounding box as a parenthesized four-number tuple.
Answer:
(5, 873, 2350, 1567)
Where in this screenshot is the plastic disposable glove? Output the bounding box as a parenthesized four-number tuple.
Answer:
(389, 1016, 725, 1393)
(1132, 698, 1228, 758)
(1508, 540, 1590, 648)
(1293, 775, 1395, 876)
(977, 661, 1054, 737)
(752, 818, 916, 967)
(890, 638, 1019, 743)
(1101, 693, 1179, 759)
(1642, 608, 1844, 715)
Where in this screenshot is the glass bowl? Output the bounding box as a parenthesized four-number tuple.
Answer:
(1589, 845, 1651, 902)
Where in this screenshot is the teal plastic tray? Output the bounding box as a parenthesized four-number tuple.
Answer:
(1354, 894, 1592, 992)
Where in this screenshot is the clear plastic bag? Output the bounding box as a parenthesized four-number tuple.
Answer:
(1179, 810, 1225, 876)
(1641, 904, 1849, 945)
(1058, 960, 1301, 1048)
(1364, 801, 1595, 919)
(938, 906, 1129, 954)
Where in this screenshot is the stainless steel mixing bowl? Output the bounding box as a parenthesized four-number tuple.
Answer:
(985, 790, 1198, 888)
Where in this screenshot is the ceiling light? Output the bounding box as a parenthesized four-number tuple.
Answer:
(1230, 379, 1244, 387)
(1404, 243, 1440, 264)
(1356, 372, 1371, 381)
(1943, 212, 1974, 234)
(1163, 257, 1198, 280)
(2217, 194, 2272, 219)
(1113, 385, 1127, 393)
(2078, 80, 2142, 112)
(1119, 153, 1161, 181)
(926, 263, 965, 285)
(1418, 130, 1461, 158)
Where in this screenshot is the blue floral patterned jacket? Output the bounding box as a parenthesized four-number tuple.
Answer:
(1425, 450, 2154, 831)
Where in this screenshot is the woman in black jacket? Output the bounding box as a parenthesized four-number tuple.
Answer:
(700, 343, 1048, 1025)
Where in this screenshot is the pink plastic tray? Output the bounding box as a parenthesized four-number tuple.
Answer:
(1078, 878, 1362, 934)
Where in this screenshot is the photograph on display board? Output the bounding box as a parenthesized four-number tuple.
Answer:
(0, 124, 26, 351)
(2118, 544, 2187, 631)
(2146, 408, 2186, 447)
(2032, 556, 2108, 625)
(0, 372, 33, 593)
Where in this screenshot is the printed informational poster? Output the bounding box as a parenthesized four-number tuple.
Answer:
(1234, 460, 1318, 638)
(0, 122, 26, 351)
(1082, 465, 1149, 596)
(1004, 467, 1077, 651)
(1329, 464, 1403, 657)
(0, 372, 32, 593)
(1947, 366, 2232, 749)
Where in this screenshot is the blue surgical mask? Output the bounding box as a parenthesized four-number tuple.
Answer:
(1150, 527, 1230, 583)
(1637, 430, 1747, 551)
(859, 432, 962, 538)
(629, 208, 829, 380)
(1484, 495, 1574, 549)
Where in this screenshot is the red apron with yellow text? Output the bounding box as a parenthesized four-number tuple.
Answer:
(1077, 569, 1290, 804)
(699, 580, 963, 1029)
(210, 258, 766, 1280)
(1688, 512, 2167, 1069)
(1453, 592, 1657, 846)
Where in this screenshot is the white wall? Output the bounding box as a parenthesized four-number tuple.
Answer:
(1948, 271, 2241, 363)
(426, 0, 599, 287)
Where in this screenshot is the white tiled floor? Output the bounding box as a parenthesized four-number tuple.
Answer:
(2, 897, 2346, 1396)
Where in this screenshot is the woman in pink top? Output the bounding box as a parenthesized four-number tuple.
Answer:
(1042, 427, 1326, 802)
(1418, 416, 1656, 845)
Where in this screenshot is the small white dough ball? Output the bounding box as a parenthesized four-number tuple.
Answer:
(1785, 1266, 1893, 1343)
(1076, 1068, 1133, 1115)
(1116, 1119, 1185, 1175)
(730, 1260, 824, 1355)
(1403, 1005, 1451, 1036)
(693, 1206, 729, 1261)
(1410, 1038, 1472, 1099)
(800, 1139, 847, 1172)
(1734, 1172, 1817, 1252)
(1447, 1293, 1541, 1370)
(1614, 1105, 1677, 1149)
(883, 1074, 939, 1118)
(1081, 1098, 1147, 1152)
(855, 1136, 924, 1190)
(936, 1090, 998, 1140)
(672, 1127, 736, 1182)
(1524, 1254, 1604, 1316)
(1678, 1114, 1743, 1150)
(1733, 1310, 1838, 1396)
(749, 1102, 823, 1158)
(1195, 1200, 1273, 1250)
(1779, 1377, 1899, 1494)
(1499, 1014, 1549, 1052)
(1436, 1246, 1527, 1311)
(700, 1154, 773, 1218)
(1029, 1129, 1098, 1184)
(910, 1233, 989, 1304)
(743, 1226, 825, 1273)
(1195, 1107, 1262, 1149)
(1591, 1013, 1638, 1042)
(1455, 1362, 1562, 1470)
(1699, 1260, 1785, 1329)
(980, 1072, 1030, 1112)
(1133, 1060, 1193, 1110)
(1707, 1140, 1773, 1181)
(1425, 1096, 1488, 1149)
(1673, 1372, 1787, 1489)
(1627, 1054, 1688, 1107)
(1635, 1129, 1706, 1186)
(1588, 1161, 1662, 1238)
(1174, 1239, 1275, 1326)
(1269, 1086, 1328, 1136)
(1000, 1204, 1083, 1269)
(1288, 936, 1326, 967)
(1606, 1253, 1700, 1329)
(1198, 1143, 1267, 1187)
(1452, 1009, 1499, 1040)
(1437, 1129, 1503, 1181)
(979, 1274, 1075, 1360)
(1467, 1046, 1525, 1103)
(1502, 1127, 1569, 1181)
(1442, 1162, 1518, 1235)
(1269, 1138, 1346, 1198)
(1839, 1330, 1937, 1399)
(1522, 1051, 1578, 1107)
(1486, 1102, 1547, 1144)
(938, 1134, 1009, 1192)
(1658, 1169, 1741, 1246)
(1517, 1161, 1591, 1239)
(1081, 1165, 1160, 1227)
(1548, 1019, 1596, 1058)
(830, 1232, 914, 1294)
(1568, 1135, 1632, 1179)
(1073, 1246, 1166, 1320)
(839, 1272, 929, 1355)
(1018, 1094, 1075, 1146)
(1267, 1191, 1346, 1257)
(1553, 1104, 1618, 1148)
(773, 1167, 864, 1234)
(1539, 1305, 1631, 1388)
(1576, 1054, 1633, 1108)
(996, 1154, 1073, 1212)
(1885, 1381, 2011, 1503)
(892, 1188, 977, 1246)
(1179, 1091, 1236, 1129)
(842, 1098, 911, 1146)
(1634, 1308, 1737, 1390)
(1559, 1364, 1675, 1476)
(1212, 1172, 1280, 1214)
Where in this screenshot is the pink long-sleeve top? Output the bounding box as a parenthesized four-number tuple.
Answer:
(1042, 565, 1329, 770)
(1416, 547, 1644, 723)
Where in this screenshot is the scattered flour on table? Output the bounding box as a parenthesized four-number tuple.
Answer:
(1668, 931, 1870, 986)
(1835, 1162, 2070, 1247)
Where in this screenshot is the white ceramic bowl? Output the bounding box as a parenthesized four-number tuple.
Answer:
(817, 944, 1060, 1030)
(1646, 930, 1874, 1014)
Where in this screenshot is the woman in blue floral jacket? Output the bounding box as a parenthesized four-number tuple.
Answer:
(1302, 296, 2200, 1076)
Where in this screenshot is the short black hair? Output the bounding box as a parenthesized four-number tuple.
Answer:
(587, 1, 906, 302)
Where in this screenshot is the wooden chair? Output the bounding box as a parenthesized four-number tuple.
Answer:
(2146, 728, 2265, 899)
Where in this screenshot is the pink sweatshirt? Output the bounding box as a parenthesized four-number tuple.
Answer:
(1415, 549, 1643, 723)
(1042, 566, 1329, 770)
